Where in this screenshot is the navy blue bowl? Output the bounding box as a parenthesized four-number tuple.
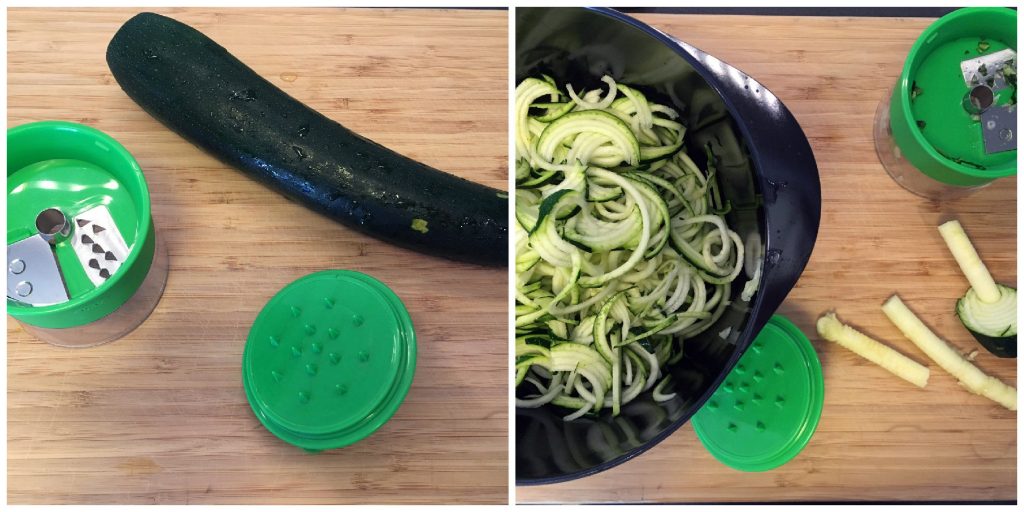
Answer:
(516, 7, 822, 485)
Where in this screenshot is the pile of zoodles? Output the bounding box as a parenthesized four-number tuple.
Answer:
(514, 75, 746, 421)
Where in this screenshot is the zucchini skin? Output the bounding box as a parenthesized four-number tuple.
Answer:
(964, 329, 1016, 358)
(106, 12, 507, 266)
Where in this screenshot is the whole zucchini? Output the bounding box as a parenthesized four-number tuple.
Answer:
(106, 12, 507, 266)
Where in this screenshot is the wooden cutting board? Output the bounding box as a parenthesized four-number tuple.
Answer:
(517, 13, 1017, 504)
(7, 8, 508, 505)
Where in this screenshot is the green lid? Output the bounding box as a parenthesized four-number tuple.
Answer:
(889, 7, 1017, 186)
(7, 121, 155, 328)
(693, 315, 823, 472)
(243, 270, 416, 452)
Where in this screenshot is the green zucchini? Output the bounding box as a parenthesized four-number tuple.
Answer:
(106, 12, 507, 266)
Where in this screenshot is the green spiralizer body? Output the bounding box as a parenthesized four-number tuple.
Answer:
(7, 121, 167, 347)
(875, 7, 1017, 200)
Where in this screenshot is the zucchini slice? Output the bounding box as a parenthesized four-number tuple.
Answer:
(957, 284, 1017, 358)
(534, 110, 641, 168)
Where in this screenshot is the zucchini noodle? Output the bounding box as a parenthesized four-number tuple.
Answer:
(514, 75, 746, 420)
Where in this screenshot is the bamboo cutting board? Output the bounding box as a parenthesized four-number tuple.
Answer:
(8, 8, 508, 505)
(517, 13, 1017, 504)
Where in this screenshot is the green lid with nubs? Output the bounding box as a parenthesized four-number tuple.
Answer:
(693, 315, 823, 472)
(243, 270, 416, 452)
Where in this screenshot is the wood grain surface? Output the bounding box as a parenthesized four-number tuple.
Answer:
(7, 8, 508, 505)
(516, 13, 1018, 504)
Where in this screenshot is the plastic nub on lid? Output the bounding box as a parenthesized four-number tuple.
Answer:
(693, 315, 824, 471)
(243, 270, 416, 451)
